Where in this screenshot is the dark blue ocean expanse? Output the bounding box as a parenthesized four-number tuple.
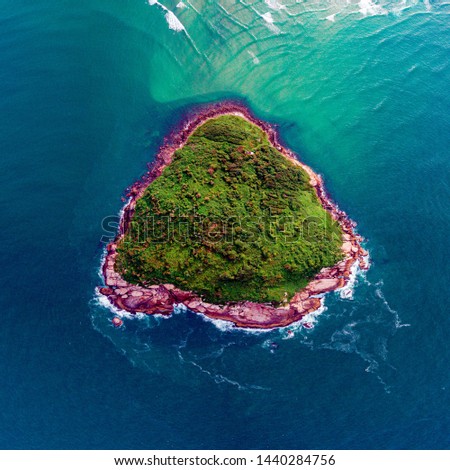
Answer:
(1, 0, 450, 449)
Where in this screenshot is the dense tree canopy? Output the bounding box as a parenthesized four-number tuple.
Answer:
(116, 115, 343, 304)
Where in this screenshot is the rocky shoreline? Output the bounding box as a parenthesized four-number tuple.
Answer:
(98, 102, 369, 329)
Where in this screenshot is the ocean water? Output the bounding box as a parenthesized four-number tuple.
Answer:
(1, 0, 450, 449)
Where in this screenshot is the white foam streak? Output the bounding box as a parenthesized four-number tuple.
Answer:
(265, 0, 286, 11)
(261, 11, 281, 33)
(338, 260, 359, 300)
(95, 288, 133, 318)
(95, 288, 169, 323)
(147, 0, 186, 33)
(177, 351, 269, 390)
(165, 10, 185, 31)
(146, 0, 203, 55)
(358, 0, 388, 17)
(262, 11, 275, 23)
(301, 300, 327, 325)
(248, 50, 260, 64)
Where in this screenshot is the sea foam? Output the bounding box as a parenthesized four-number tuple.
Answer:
(358, 0, 388, 17)
(248, 50, 260, 64)
(261, 12, 281, 34)
(95, 288, 168, 322)
(165, 11, 185, 32)
(147, 0, 186, 33)
(265, 0, 286, 11)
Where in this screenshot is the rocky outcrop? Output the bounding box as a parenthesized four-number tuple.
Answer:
(98, 102, 369, 329)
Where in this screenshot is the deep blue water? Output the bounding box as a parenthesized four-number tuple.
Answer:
(1, 0, 450, 449)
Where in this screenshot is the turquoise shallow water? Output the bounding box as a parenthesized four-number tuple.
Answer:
(1, 0, 450, 449)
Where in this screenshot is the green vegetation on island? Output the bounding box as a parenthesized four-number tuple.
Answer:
(116, 115, 344, 304)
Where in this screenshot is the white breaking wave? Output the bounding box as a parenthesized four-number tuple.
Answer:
(358, 0, 388, 17)
(173, 304, 237, 332)
(338, 260, 360, 300)
(146, 0, 203, 55)
(261, 11, 274, 24)
(147, 0, 186, 32)
(96, 194, 131, 281)
(262, 11, 275, 23)
(95, 287, 133, 318)
(301, 299, 327, 325)
(95, 288, 169, 322)
(265, 0, 286, 11)
(391, 0, 409, 16)
(261, 11, 281, 33)
(180, 303, 279, 335)
(165, 10, 185, 31)
(195, 309, 248, 333)
(277, 301, 328, 340)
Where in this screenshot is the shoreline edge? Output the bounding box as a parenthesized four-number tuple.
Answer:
(98, 101, 369, 329)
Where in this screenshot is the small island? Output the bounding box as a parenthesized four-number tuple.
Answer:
(99, 103, 368, 329)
